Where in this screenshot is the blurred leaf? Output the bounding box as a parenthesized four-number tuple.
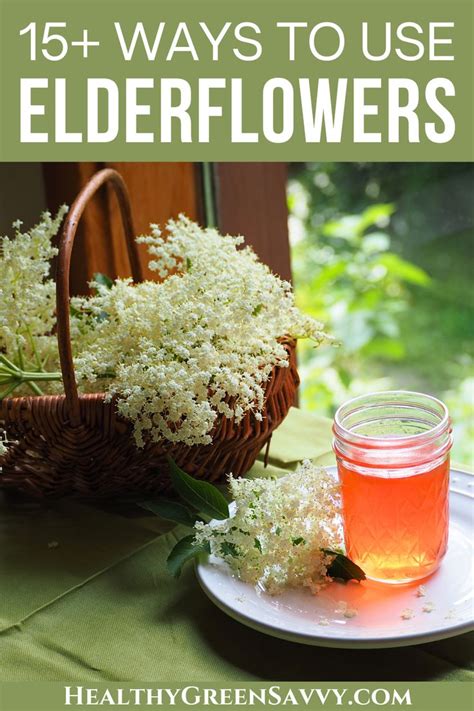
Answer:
(323, 215, 362, 241)
(379, 322, 399, 339)
(310, 260, 348, 290)
(287, 163, 473, 467)
(323, 204, 395, 241)
(351, 289, 384, 310)
(338, 367, 352, 388)
(362, 232, 390, 254)
(361, 338, 406, 360)
(335, 310, 374, 352)
(358, 203, 395, 233)
(377, 254, 430, 286)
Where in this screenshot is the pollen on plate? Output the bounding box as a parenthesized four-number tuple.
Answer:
(343, 607, 358, 619)
(422, 602, 435, 613)
(334, 600, 357, 618)
(415, 585, 426, 597)
(401, 608, 415, 620)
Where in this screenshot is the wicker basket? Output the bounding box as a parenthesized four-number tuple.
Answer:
(0, 169, 299, 499)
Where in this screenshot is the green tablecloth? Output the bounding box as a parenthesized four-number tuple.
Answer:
(0, 408, 472, 681)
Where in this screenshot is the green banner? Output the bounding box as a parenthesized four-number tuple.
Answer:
(0, 0, 472, 161)
(0, 682, 472, 711)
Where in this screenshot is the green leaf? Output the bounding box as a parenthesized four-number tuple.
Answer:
(92, 272, 114, 290)
(166, 535, 210, 578)
(220, 541, 240, 558)
(338, 366, 352, 389)
(362, 232, 390, 254)
(323, 215, 363, 241)
(292, 536, 306, 546)
(359, 203, 395, 233)
(322, 549, 366, 582)
(362, 337, 406, 361)
(138, 498, 197, 527)
(326, 546, 344, 555)
(69, 305, 82, 319)
(377, 254, 430, 286)
(167, 457, 229, 520)
(310, 260, 348, 290)
(254, 537, 262, 553)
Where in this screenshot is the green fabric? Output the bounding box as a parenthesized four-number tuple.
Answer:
(0, 408, 472, 681)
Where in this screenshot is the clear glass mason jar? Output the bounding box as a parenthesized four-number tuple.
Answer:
(333, 391, 453, 584)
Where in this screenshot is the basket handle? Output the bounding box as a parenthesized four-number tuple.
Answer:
(56, 168, 144, 425)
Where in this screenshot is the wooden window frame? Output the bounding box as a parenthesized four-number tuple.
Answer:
(43, 162, 291, 291)
(212, 163, 292, 281)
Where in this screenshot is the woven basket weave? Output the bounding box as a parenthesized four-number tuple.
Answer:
(0, 169, 299, 499)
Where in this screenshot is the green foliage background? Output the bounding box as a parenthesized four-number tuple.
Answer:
(288, 163, 474, 467)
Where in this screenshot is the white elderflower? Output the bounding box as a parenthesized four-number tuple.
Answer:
(193, 460, 342, 595)
(0, 207, 67, 395)
(1, 212, 330, 448)
(72, 216, 330, 446)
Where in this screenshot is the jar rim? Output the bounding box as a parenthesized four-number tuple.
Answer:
(333, 390, 450, 449)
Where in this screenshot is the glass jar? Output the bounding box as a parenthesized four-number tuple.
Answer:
(333, 391, 453, 584)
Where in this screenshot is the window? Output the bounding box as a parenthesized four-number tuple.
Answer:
(288, 162, 474, 467)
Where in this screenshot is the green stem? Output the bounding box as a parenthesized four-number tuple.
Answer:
(0, 354, 20, 372)
(16, 340, 25, 370)
(0, 355, 115, 400)
(98, 370, 116, 379)
(25, 324, 42, 371)
(17, 371, 62, 382)
(27, 381, 44, 396)
(0, 361, 62, 400)
(0, 382, 21, 399)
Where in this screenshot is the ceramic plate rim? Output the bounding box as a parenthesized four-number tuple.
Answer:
(196, 467, 474, 649)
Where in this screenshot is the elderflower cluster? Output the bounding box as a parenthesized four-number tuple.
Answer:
(1, 211, 330, 447)
(72, 216, 329, 446)
(0, 208, 66, 378)
(194, 460, 342, 595)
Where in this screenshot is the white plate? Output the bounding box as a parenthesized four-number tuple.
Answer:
(196, 467, 474, 649)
